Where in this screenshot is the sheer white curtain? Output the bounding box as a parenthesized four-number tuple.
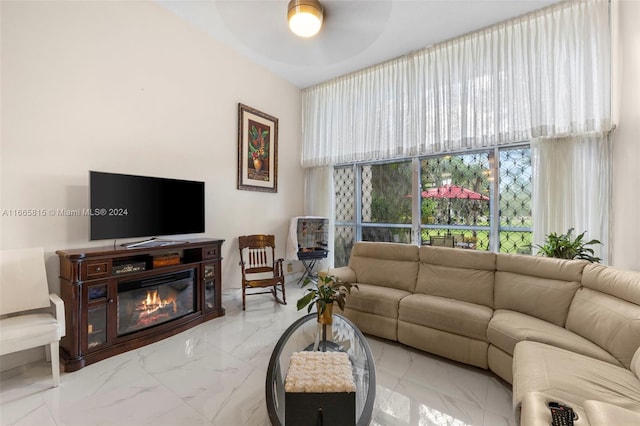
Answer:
(303, 166, 335, 268)
(301, 0, 614, 262)
(301, 0, 611, 167)
(302, 57, 415, 166)
(532, 134, 612, 263)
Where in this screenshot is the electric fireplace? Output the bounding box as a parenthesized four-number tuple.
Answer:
(57, 239, 225, 372)
(117, 270, 195, 336)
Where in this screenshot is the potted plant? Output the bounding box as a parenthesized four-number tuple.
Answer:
(296, 273, 358, 325)
(536, 228, 602, 263)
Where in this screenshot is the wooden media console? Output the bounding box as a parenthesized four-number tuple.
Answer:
(56, 238, 224, 372)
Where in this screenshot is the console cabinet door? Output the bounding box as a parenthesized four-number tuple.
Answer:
(83, 280, 114, 352)
(203, 262, 217, 311)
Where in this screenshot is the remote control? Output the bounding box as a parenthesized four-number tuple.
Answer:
(548, 402, 575, 426)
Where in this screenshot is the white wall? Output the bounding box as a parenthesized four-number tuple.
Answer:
(0, 1, 304, 368)
(612, 0, 640, 270)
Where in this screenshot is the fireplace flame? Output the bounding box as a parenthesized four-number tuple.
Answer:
(138, 289, 177, 315)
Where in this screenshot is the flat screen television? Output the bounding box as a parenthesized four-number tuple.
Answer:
(89, 171, 205, 242)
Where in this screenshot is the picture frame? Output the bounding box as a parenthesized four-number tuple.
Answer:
(237, 103, 278, 193)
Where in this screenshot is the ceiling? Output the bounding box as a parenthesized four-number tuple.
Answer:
(157, 0, 560, 88)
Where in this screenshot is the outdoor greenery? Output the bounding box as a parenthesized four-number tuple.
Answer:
(421, 154, 490, 226)
(334, 147, 534, 266)
(368, 161, 412, 224)
(536, 228, 602, 263)
(420, 228, 533, 254)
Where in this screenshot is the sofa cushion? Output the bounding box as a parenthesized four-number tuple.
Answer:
(487, 310, 621, 365)
(494, 271, 580, 327)
(497, 253, 587, 282)
(399, 294, 492, 341)
(633, 346, 640, 379)
(344, 283, 411, 319)
(416, 246, 495, 307)
(348, 242, 419, 292)
(340, 308, 399, 341)
(328, 266, 357, 283)
(495, 254, 586, 327)
(513, 341, 640, 412)
(398, 321, 489, 368)
(488, 345, 515, 384)
(582, 263, 640, 305)
(566, 287, 640, 369)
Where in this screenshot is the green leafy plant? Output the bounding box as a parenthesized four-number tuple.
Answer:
(296, 273, 358, 315)
(536, 228, 602, 263)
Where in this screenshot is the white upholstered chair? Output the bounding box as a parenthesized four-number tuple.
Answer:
(0, 248, 65, 387)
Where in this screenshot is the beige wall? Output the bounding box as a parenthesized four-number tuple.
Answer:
(612, 0, 640, 270)
(0, 0, 304, 368)
(1, 0, 304, 283)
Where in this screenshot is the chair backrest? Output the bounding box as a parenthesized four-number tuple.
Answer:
(238, 235, 277, 273)
(0, 247, 50, 315)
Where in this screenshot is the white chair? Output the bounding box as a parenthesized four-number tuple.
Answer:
(0, 248, 65, 387)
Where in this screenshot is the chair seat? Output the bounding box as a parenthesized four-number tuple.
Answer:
(0, 313, 62, 355)
(245, 277, 283, 288)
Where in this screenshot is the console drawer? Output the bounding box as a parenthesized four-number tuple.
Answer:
(203, 245, 219, 259)
(85, 261, 111, 278)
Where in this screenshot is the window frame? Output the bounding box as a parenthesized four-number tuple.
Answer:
(334, 142, 532, 261)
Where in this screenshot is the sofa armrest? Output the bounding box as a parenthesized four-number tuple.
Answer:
(519, 392, 588, 426)
(49, 293, 66, 338)
(583, 400, 640, 425)
(328, 267, 357, 283)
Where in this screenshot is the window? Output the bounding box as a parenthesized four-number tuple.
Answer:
(361, 162, 412, 244)
(333, 145, 532, 266)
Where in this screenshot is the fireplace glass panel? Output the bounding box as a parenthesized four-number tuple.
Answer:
(204, 264, 216, 309)
(87, 304, 107, 349)
(87, 283, 108, 350)
(117, 270, 195, 336)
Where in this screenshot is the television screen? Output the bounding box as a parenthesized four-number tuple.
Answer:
(90, 171, 205, 241)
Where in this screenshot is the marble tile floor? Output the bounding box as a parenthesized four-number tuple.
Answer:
(0, 281, 516, 426)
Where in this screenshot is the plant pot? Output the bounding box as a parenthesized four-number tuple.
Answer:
(253, 158, 263, 172)
(317, 302, 333, 325)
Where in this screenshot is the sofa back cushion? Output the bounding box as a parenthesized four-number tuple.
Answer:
(494, 254, 587, 326)
(632, 346, 640, 379)
(416, 246, 496, 307)
(566, 265, 640, 369)
(349, 242, 419, 292)
(581, 264, 640, 305)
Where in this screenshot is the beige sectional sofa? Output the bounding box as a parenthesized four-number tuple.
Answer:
(330, 241, 640, 425)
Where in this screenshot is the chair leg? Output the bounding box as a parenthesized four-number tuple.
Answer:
(271, 280, 287, 305)
(50, 341, 60, 387)
(242, 285, 246, 311)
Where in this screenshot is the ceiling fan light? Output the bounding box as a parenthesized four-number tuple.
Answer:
(288, 0, 323, 38)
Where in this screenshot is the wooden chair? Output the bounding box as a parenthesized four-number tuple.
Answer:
(238, 234, 286, 310)
(0, 248, 66, 387)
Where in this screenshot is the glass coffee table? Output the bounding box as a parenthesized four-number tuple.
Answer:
(265, 313, 376, 425)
